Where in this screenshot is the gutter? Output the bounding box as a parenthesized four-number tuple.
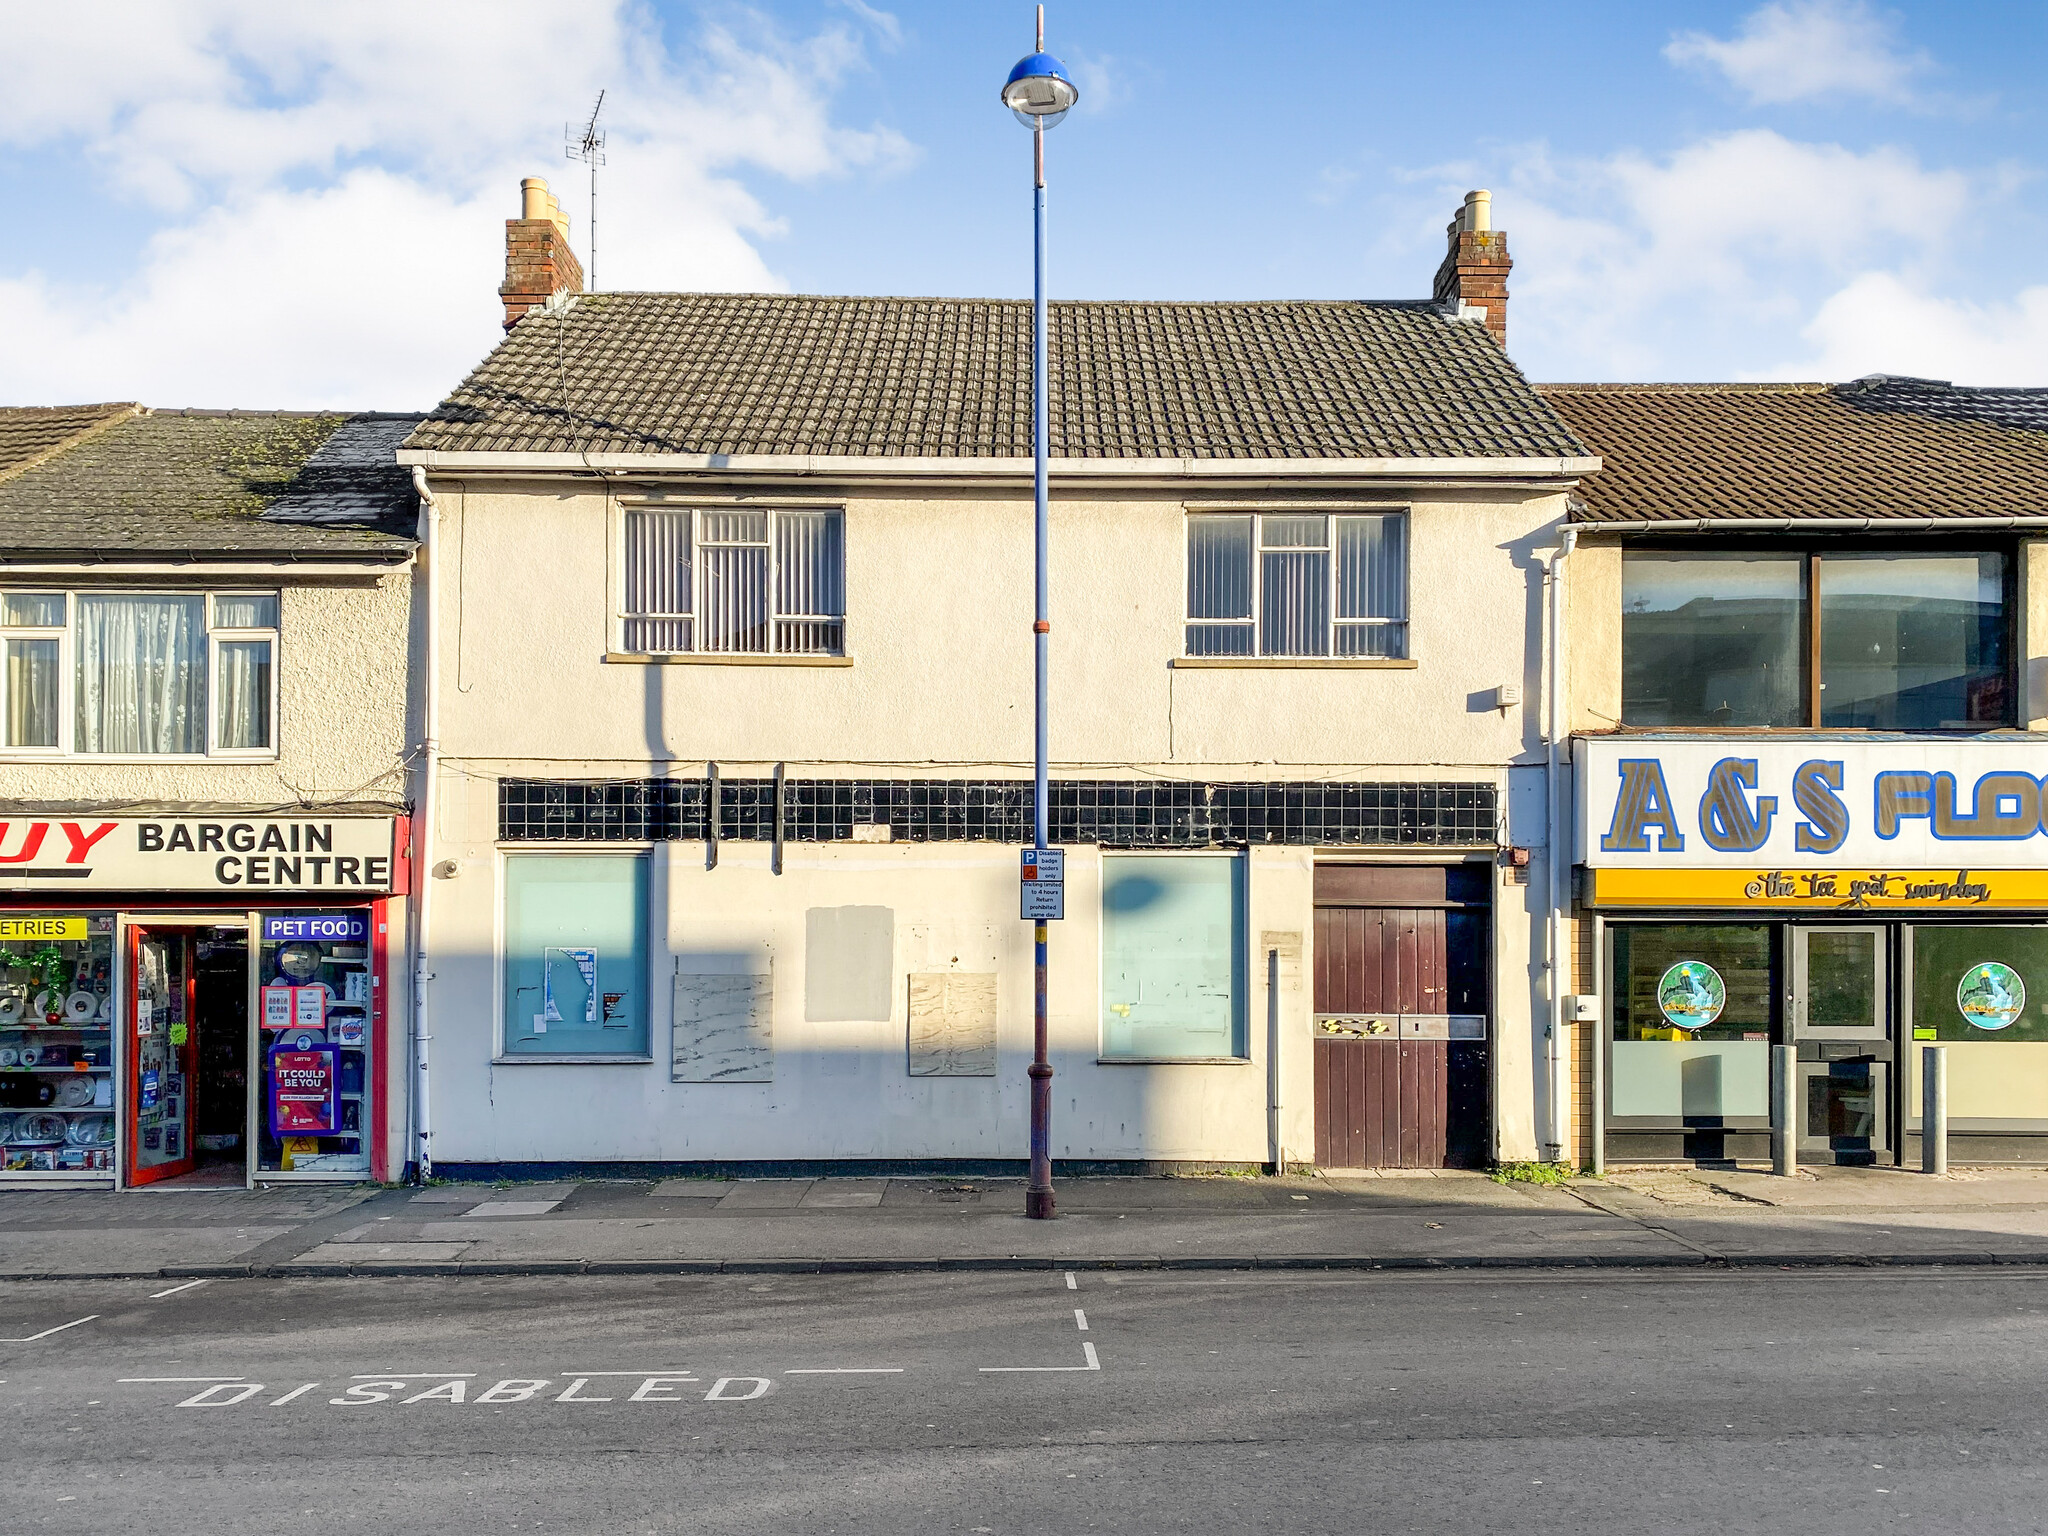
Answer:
(408, 465, 441, 1182)
(396, 448, 1601, 481)
(1571, 516, 2048, 533)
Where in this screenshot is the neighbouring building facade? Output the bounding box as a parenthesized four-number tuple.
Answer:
(0, 405, 421, 1186)
(1546, 378, 2048, 1166)
(395, 181, 1596, 1176)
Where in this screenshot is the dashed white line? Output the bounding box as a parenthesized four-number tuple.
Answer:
(1065, 1272, 1078, 1290)
(1074, 1308, 1089, 1332)
(120, 1376, 244, 1384)
(981, 1342, 1100, 1374)
(150, 1280, 210, 1300)
(1, 1316, 99, 1343)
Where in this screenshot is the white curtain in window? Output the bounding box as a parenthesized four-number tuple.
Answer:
(75, 596, 205, 753)
(215, 640, 272, 749)
(5, 638, 59, 748)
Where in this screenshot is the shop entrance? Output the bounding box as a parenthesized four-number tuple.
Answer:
(1791, 926, 1889, 1164)
(1311, 864, 1491, 1169)
(126, 922, 250, 1187)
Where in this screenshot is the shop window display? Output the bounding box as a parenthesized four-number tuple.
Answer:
(0, 914, 117, 1175)
(257, 912, 372, 1175)
(1610, 923, 1775, 1121)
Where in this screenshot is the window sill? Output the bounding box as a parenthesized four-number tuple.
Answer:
(604, 652, 852, 667)
(1096, 1056, 1251, 1066)
(0, 752, 281, 764)
(492, 1054, 655, 1065)
(1171, 657, 1416, 670)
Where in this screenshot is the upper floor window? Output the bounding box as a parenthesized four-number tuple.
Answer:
(1621, 548, 2009, 731)
(1, 590, 278, 757)
(1186, 512, 1407, 658)
(620, 506, 844, 656)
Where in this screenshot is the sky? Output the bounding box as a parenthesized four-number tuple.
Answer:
(1, 0, 2044, 409)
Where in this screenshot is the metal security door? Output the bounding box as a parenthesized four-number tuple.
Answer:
(1313, 906, 1449, 1168)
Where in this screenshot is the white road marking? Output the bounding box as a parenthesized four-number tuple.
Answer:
(150, 1280, 209, 1300)
(1065, 1272, 1078, 1290)
(1, 1315, 98, 1343)
(556, 1378, 612, 1402)
(706, 1377, 772, 1400)
(1074, 1309, 1089, 1331)
(981, 1343, 1100, 1374)
(120, 1376, 244, 1384)
(785, 1368, 904, 1374)
(179, 1382, 264, 1407)
(350, 1372, 475, 1379)
(557, 1370, 694, 1376)
(269, 1384, 320, 1406)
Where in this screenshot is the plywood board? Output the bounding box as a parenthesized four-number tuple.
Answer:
(907, 971, 997, 1077)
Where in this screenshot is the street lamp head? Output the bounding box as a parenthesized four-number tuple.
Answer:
(1002, 51, 1078, 128)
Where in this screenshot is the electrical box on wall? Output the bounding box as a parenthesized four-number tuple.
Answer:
(1490, 684, 1522, 711)
(1568, 994, 1602, 1023)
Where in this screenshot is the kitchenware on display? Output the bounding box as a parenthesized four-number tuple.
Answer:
(95, 996, 114, 1023)
(30, 992, 53, 1021)
(0, 992, 21, 1026)
(55, 1077, 94, 1108)
(92, 1077, 113, 1107)
(0, 1048, 17, 1067)
(63, 991, 96, 1022)
(18, 1046, 40, 1067)
(66, 1114, 109, 1145)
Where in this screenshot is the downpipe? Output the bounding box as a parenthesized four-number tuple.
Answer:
(409, 464, 441, 1182)
(1542, 524, 1579, 1165)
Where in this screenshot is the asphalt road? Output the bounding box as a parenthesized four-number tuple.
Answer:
(5, 1265, 2047, 1534)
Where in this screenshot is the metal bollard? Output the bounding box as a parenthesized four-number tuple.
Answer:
(1771, 1043, 1795, 1176)
(1922, 1044, 1948, 1176)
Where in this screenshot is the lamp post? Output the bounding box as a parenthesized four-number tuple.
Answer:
(1002, 8, 1077, 1221)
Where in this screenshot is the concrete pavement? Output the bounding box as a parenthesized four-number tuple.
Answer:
(11, 1165, 2048, 1278)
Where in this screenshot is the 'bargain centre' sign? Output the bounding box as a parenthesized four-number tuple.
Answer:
(0, 817, 397, 892)
(1577, 739, 2048, 871)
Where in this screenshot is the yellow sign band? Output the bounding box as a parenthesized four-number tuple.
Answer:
(1588, 869, 2048, 911)
(0, 916, 90, 942)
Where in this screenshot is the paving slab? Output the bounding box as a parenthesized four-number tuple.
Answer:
(462, 1200, 564, 1218)
(650, 1179, 734, 1198)
(292, 1241, 474, 1263)
(0, 1224, 294, 1276)
(716, 1179, 815, 1209)
(799, 1179, 887, 1209)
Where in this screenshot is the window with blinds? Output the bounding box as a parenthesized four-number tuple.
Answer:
(621, 507, 845, 656)
(1185, 512, 1407, 659)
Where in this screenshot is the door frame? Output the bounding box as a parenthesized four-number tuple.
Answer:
(1788, 923, 1892, 1163)
(118, 914, 255, 1188)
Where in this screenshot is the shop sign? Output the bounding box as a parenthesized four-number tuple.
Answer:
(0, 816, 395, 893)
(1657, 961, 1725, 1030)
(263, 912, 371, 942)
(1958, 962, 2026, 1031)
(269, 1045, 339, 1136)
(1587, 868, 2048, 911)
(0, 916, 88, 941)
(1578, 739, 2048, 871)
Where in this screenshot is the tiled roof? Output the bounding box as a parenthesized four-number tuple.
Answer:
(0, 403, 139, 481)
(404, 293, 1588, 462)
(1541, 378, 2048, 523)
(0, 410, 421, 559)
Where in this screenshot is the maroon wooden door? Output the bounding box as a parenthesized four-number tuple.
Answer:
(1313, 906, 1449, 1168)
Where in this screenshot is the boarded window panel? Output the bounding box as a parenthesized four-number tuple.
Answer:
(502, 855, 650, 1056)
(805, 906, 894, 1021)
(1101, 854, 1245, 1059)
(907, 972, 997, 1076)
(672, 966, 773, 1082)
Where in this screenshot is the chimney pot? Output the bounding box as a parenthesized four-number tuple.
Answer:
(521, 177, 551, 221)
(1465, 188, 1492, 233)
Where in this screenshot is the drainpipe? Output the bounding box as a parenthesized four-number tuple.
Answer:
(1542, 523, 1580, 1165)
(409, 465, 441, 1182)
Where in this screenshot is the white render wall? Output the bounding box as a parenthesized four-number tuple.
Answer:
(419, 476, 1562, 1166)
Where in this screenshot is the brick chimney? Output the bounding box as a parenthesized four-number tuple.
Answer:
(500, 177, 585, 331)
(1432, 189, 1511, 348)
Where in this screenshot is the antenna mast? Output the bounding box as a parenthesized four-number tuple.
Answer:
(566, 91, 607, 291)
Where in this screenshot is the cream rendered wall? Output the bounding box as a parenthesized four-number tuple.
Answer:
(420, 475, 1563, 1166)
(1567, 536, 1621, 737)
(2024, 539, 2048, 731)
(2, 573, 415, 807)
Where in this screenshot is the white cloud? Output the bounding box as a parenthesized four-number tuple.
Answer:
(1460, 129, 2021, 381)
(1665, 0, 1934, 107)
(0, 2, 913, 408)
(1779, 273, 2048, 385)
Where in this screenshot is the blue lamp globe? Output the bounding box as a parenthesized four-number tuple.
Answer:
(1001, 51, 1079, 128)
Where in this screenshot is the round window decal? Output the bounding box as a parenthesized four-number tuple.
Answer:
(1957, 962, 2026, 1032)
(1657, 961, 1726, 1031)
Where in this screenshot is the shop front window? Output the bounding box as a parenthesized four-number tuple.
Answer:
(1610, 923, 1774, 1121)
(257, 911, 374, 1175)
(502, 855, 651, 1057)
(0, 914, 117, 1175)
(1100, 853, 1247, 1060)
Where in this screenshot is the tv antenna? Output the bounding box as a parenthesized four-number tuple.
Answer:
(566, 90, 607, 291)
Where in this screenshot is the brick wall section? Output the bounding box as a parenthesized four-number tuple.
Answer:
(1432, 229, 1511, 348)
(500, 219, 586, 330)
(1570, 906, 1597, 1168)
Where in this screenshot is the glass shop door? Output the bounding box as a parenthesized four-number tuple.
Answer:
(1791, 926, 1890, 1163)
(126, 925, 198, 1186)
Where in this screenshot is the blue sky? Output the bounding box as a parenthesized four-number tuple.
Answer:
(1, 0, 2043, 407)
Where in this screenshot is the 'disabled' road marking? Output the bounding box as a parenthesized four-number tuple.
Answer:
(1, 1315, 98, 1343)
